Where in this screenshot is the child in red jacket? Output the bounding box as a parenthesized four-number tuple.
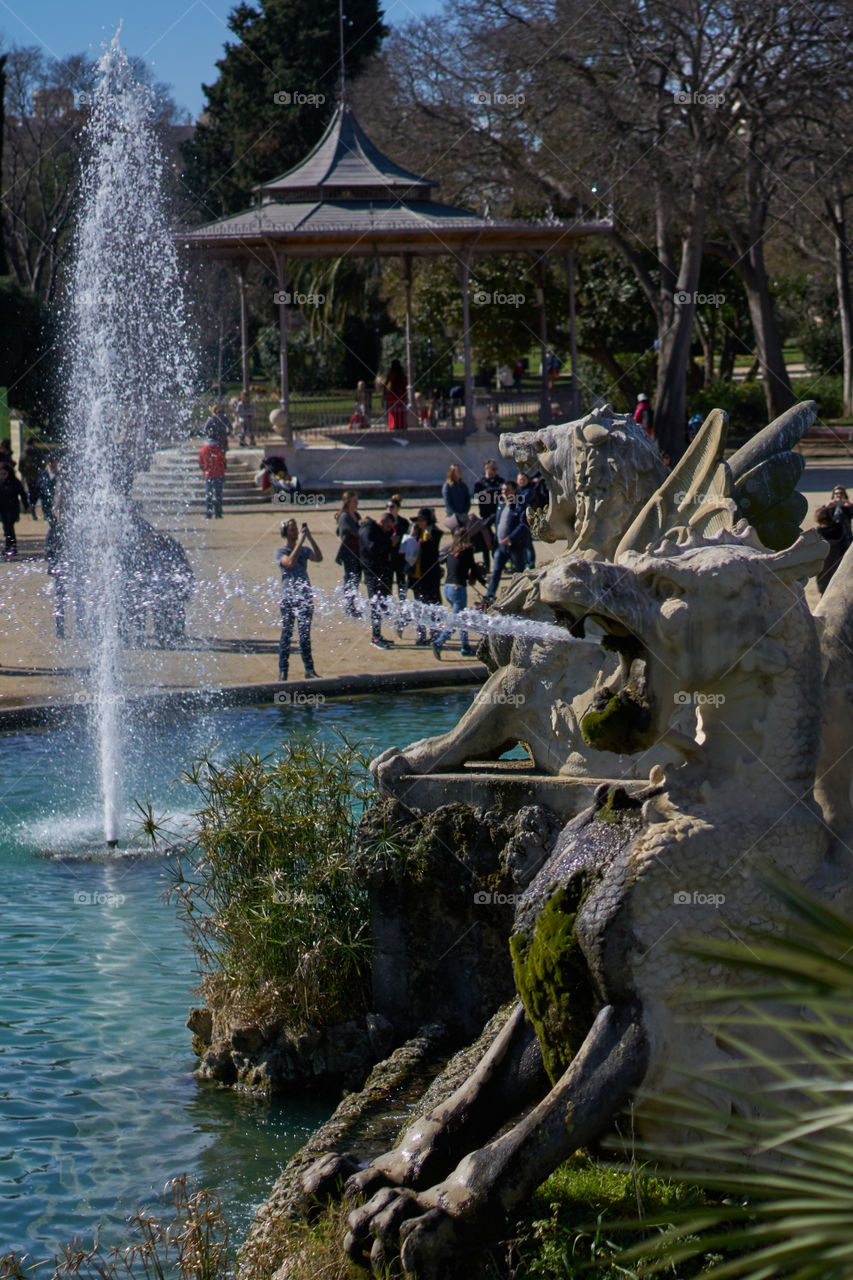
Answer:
(198, 440, 226, 519)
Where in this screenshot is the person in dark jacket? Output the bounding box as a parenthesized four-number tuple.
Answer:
(359, 511, 397, 648)
(441, 464, 471, 525)
(484, 480, 532, 600)
(386, 495, 411, 633)
(19, 439, 42, 521)
(432, 519, 485, 658)
(472, 458, 504, 570)
(828, 485, 853, 550)
(816, 505, 847, 595)
(277, 518, 322, 679)
(514, 472, 537, 569)
(335, 491, 362, 616)
(409, 506, 443, 645)
(33, 455, 59, 525)
(0, 462, 29, 556)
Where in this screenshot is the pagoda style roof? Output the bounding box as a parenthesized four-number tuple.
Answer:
(253, 104, 435, 204)
(182, 103, 613, 260)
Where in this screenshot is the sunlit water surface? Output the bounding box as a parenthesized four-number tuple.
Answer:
(0, 691, 473, 1260)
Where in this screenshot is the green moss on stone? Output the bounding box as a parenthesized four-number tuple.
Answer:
(595, 785, 642, 825)
(581, 691, 651, 754)
(510, 880, 596, 1086)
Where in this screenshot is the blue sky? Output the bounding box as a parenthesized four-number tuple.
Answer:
(0, 0, 442, 119)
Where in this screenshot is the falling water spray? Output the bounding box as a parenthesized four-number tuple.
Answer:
(64, 37, 195, 844)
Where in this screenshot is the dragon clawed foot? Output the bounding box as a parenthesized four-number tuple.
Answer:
(369, 746, 414, 788)
(345, 1184, 473, 1279)
(298, 1152, 362, 1214)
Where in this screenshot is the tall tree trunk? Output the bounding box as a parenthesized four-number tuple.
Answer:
(694, 312, 716, 384)
(0, 56, 8, 278)
(827, 184, 853, 416)
(734, 239, 795, 420)
(719, 152, 794, 421)
(655, 230, 705, 461)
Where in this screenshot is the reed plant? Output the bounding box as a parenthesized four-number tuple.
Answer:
(153, 736, 373, 1029)
(0, 1176, 230, 1279)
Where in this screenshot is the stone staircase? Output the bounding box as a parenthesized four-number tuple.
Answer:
(131, 441, 266, 509)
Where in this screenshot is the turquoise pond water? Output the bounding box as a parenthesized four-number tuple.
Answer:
(0, 689, 475, 1261)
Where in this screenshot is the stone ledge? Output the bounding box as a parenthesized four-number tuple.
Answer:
(385, 766, 647, 823)
(0, 666, 487, 730)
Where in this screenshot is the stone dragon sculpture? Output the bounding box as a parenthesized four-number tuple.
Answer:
(298, 402, 845, 1278)
(372, 401, 812, 789)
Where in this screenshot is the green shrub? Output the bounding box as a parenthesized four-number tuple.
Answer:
(687, 379, 768, 434)
(790, 374, 845, 419)
(157, 737, 373, 1028)
(799, 316, 842, 377)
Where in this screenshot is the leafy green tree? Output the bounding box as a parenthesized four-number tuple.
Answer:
(183, 0, 386, 220)
(0, 275, 54, 425)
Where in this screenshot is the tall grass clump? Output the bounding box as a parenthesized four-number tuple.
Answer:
(157, 736, 373, 1029)
(617, 874, 853, 1278)
(0, 1176, 230, 1279)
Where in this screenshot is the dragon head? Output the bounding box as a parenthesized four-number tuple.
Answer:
(500, 406, 666, 556)
(540, 524, 826, 762)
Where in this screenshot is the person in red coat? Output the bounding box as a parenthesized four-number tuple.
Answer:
(198, 438, 226, 519)
(383, 359, 407, 430)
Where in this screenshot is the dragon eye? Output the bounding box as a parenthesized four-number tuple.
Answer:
(649, 576, 684, 598)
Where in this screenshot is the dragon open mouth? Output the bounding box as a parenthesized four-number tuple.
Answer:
(553, 607, 654, 754)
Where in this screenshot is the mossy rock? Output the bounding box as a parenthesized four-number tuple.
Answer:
(510, 880, 597, 1085)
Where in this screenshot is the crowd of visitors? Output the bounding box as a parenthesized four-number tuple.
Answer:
(315, 456, 546, 667)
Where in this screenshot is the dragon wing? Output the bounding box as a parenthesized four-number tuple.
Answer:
(615, 401, 818, 558)
(726, 400, 816, 550)
(615, 409, 732, 557)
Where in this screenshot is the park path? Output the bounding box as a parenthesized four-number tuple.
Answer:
(1, 465, 849, 713)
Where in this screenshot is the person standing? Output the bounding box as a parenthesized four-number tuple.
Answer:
(198, 435, 226, 518)
(815, 506, 847, 595)
(473, 458, 504, 570)
(359, 510, 397, 648)
(442, 464, 471, 527)
(432, 520, 483, 659)
(828, 485, 853, 550)
(409, 506, 443, 645)
(277, 518, 321, 681)
(335, 490, 362, 616)
(19, 438, 42, 521)
(484, 480, 531, 600)
(383, 359, 407, 431)
(236, 389, 257, 446)
(514, 472, 537, 569)
(33, 454, 60, 526)
(386, 495, 411, 632)
(633, 393, 654, 437)
(0, 462, 28, 557)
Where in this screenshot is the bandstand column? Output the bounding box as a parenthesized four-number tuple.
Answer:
(402, 253, 415, 415)
(274, 249, 293, 446)
(237, 262, 250, 395)
(235, 262, 249, 391)
(459, 246, 474, 433)
(536, 259, 550, 429)
(564, 248, 581, 418)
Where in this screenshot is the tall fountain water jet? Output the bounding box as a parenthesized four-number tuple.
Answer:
(64, 37, 195, 844)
